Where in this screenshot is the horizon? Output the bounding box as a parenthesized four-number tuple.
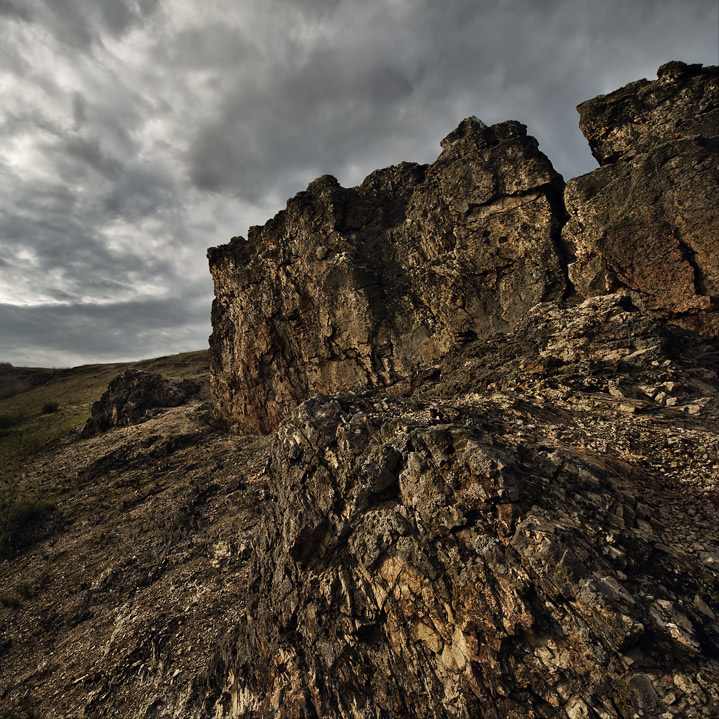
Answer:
(1, 0, 718, 368)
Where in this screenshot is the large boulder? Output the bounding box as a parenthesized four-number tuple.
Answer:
(81, 369, 199, 437)
(209, 118, 567, 433)
(564, 62, 719, 331)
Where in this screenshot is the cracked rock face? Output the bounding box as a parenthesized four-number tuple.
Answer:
(208, 117, 567, 434)
(206, 297, 719, 719)
(564, 62, 719, 332)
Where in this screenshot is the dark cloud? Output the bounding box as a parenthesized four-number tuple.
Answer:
(0, 0, 30, 21)
(72, 93, 87, 130)
(97, 0, 161, 38)
(185, 0, 718, 203)
(4, 0, 163, 51)
(0, 287, 212, 367)
(0, 0, 717, 366)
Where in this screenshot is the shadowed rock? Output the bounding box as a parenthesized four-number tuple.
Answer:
(209, 117, 567, 434)
(81, 369, 199, 437)
(564, 61, 719, 333)
(205, 296, 719, 719)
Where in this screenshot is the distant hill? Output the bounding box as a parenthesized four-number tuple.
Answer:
(0, 350, 208, 481)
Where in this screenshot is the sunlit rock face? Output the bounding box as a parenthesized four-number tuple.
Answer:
(207, 295, 719, 719)
(564, 61, 719, 334)
(208, 117, 567, 434)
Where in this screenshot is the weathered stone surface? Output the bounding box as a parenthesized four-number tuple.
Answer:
(577, 61, 719, 167)
(2, 299, 719, 719)
(205, 296, 719, 719)
(564, 62, 719, 332)
(81, 368, 199, 437)
(209, 117, 567, 434)
(7, 64, 719, 719)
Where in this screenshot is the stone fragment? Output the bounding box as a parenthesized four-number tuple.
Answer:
(628, 674, 659, 714)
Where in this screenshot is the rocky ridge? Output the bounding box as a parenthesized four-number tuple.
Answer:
(201, 62, 719, 718)
(209, 117, 567, 434)
(209, 60, 719, 435)
(564, 62, 719, 329)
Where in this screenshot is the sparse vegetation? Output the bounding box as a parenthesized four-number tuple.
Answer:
(0, 414, 22, 431)
(0, 593, 21, 609)
(0, 477, 57, 558)
(0, 350, 209, 483)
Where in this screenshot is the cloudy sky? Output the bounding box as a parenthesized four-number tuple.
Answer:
(1, 0, 717, 367)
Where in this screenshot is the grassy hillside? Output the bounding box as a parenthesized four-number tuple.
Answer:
(0, 350, 208, 475)
(0, 350, 209, 556)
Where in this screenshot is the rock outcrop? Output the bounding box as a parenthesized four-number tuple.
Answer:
(564, 61, 719, 331)
(198, 62, 719, 719)
(81, 369, 199, 437)
(207, 296, 719, 719)
(210, 62, 719, 435)
(209, 118, 567, 434)
(6, 63, 719, 719)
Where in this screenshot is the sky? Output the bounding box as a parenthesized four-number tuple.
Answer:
(1, 0, 717, 367)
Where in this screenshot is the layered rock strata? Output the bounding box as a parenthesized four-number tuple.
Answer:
(209, 118, 567, 433)
(210, 62, 719, 435)
(200, 64, 719, 716)
(564, 61, 719, 330)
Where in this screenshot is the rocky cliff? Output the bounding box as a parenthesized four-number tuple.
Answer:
(564, 61, 719, 332)
(209, 118, 567, 434)
(209, 61, 718, 436)
(200, 62, 719, 718)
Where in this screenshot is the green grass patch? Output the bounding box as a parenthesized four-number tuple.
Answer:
(132, 349, 209, 379)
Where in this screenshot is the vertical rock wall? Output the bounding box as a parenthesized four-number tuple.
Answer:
(209, 118, 567, 433)
(209, 61, 719, 435)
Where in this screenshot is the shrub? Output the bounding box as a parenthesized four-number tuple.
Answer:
(41, 401, 59, 414)
(17, 583, 35, 600)
(0, 480, 56, 558)
(0, 415, 22, 430)
(0, 593, 21, 609)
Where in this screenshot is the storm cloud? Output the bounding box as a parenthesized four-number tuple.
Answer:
(1, 0, 717, 366)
